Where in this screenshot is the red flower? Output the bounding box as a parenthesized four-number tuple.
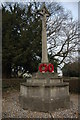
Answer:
(48, 63, 54, 72)
(39, 64, 47, 73)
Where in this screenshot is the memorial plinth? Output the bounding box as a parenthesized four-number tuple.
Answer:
(19, 3, 70, 112)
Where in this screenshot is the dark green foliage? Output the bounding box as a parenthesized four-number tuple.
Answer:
(62, 61, 80, 77)
(2, 3, 60, 78)
(2, 3, 42, 78)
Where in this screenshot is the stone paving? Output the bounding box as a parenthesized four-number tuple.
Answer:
(2, 89, 80, 118)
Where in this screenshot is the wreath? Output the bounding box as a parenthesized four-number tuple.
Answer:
(39, 64, 47, 73)
(48, 64, 54, 72)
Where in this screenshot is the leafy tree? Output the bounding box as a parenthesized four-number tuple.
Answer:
(2, 3, 42, 78)
(2, 2, 79, 78)
(62, 61, 80, 77)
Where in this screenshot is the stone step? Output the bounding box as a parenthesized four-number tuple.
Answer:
(21, 82, 69, 87)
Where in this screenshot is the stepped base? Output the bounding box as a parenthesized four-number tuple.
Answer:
(19, 95, 70, 112)
(19, 74, 70, 111)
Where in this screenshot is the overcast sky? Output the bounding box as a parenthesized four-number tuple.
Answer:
(61, 2, 78, 20)
(0, 1, 78, 20)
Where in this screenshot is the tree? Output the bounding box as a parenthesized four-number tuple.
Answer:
(47, 3, 79, 68)
(2, 2, 79, 77)
(62, 61, 80, 77)
(2, 3, 42, 78)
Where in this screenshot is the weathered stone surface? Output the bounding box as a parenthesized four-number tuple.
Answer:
(28, 78, 62, 84)
(19, 80, 70, 111)
(33, 71, 59, 79)
(19, 95, 70, 112)
(38, 3, 51, 63)
(19, 3, 70, 112)
(20, 83, 69, 98)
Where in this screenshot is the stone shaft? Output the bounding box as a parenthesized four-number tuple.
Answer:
(42, 14, 48, 63)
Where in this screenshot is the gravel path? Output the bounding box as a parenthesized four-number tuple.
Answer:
(2, 89, 79, 118)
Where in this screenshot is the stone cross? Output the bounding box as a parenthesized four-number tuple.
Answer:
(39, 3, 50, 63)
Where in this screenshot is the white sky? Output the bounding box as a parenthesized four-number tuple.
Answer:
(61, 2, 78, 20)
(0, 1, 78, 20)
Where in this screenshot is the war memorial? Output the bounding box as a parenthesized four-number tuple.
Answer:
(19, 3, 70, 112)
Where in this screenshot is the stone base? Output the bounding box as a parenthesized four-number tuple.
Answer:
(19, 78, 70, 111)
(32, 71, 59, 79)
(19, 95, 70, 112)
